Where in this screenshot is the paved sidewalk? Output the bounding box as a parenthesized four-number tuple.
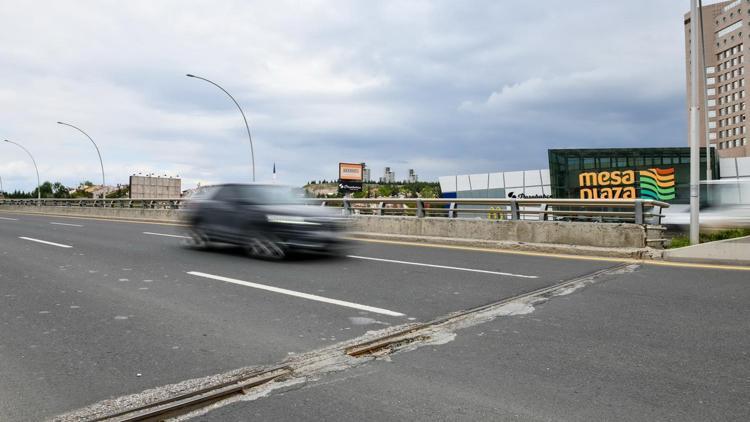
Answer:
(664, 235, 750, 266)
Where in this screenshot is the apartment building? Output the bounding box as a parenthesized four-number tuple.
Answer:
(685, 0, 750, 158)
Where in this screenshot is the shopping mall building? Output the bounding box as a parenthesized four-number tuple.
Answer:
(439, 147, 750, 206)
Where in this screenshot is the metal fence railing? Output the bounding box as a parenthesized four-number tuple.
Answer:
(0, 197, 669, 225)
(316, 198, 669, 225)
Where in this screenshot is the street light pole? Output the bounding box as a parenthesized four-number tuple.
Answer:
(689, 0, 701, 245)
(57, 121, 106, 188)
(186, 73, 256, 182)
(4, 139, 41, 202)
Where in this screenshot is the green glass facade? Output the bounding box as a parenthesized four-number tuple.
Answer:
(548, 148, 718, 204)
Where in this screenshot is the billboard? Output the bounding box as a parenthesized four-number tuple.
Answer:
(339, 163, 363, 181)
(576, 168, 676, 200)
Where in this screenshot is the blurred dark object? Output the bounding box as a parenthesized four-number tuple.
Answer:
(181, 184, 350, 259)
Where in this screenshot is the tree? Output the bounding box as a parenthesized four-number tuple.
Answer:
(419, 185, 438, 198)
(52, 182, 70, 198)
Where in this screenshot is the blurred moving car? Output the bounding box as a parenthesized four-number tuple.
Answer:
(661, 180, 750, 229)
(181, 184, 350, 258)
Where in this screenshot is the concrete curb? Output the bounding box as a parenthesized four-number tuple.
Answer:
(349, 232, 664, 260)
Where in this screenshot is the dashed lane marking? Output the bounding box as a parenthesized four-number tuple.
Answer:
(19, 236, 73, 248)
(347, 255, 538, 279)
(50, 222, 84, 227)
(187, 271, 405, 317)
(143, 231, 190, 239)
(0, 216, 19, 221)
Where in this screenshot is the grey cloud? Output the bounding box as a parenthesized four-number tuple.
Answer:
(0, 0, 691, 190)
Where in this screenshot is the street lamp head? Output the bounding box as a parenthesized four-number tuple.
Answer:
(186, 73, 195, 78)
(57, 121, 64, 125)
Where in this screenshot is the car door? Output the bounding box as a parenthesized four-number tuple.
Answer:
(203, 185, 239, 240)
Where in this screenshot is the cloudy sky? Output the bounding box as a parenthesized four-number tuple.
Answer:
(0, 0, 693, 191)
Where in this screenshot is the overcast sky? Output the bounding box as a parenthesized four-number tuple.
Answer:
(0, 1, 693, 191)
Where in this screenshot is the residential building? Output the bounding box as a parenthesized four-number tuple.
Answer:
(685, 0, 750, 158)
(361, 163, 371, 182)
(407, 169, 418, 183)
(380, 167, 395, 183)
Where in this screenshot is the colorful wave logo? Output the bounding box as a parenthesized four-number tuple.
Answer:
(639, 168, 675, 201)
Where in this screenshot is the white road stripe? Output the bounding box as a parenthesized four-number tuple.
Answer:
(143, 231, 190, 239)
(347, 255, 538, 279)
(187, 271, 405, 317)
(50, 222, 83, 227)
(19, 237, 73, 248)
(0, 216, 19, 221)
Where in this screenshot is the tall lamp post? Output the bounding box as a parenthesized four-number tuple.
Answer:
(186, 73, 256, 182)
(4, 139, 41, 202)
(688, 0, 701, 245)
(57, 121, 106, 188)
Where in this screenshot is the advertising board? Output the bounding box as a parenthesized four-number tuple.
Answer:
(339, 163, 364, 181)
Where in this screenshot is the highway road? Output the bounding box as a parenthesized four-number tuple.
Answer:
(0, 211, 748, 421)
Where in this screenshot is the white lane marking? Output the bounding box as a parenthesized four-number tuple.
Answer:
(0, 216, 19, 221)
(19, 237, 73, 248)
(143, 231, 190, 239)
(50, 222, 83, 227)
(347, 255, 538, 279)
(187, 271, 405, 317)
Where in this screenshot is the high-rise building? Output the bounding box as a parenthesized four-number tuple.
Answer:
(361, 163, 371, 182)
(407, 169, 418, 183)
(380, 167, 395, 183)
(685, 0, 750, 158)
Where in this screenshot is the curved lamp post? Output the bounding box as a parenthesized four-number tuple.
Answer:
(4, 139, 41, 202)
(57, 121, 106, 187)
(186, 73, 256, 182)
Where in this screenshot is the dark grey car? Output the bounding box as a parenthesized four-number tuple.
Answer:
(181, 184, 350, 259)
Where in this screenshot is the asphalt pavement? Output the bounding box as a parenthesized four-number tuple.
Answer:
(207, 262, 750, 421)
(0, 211, 620, 421)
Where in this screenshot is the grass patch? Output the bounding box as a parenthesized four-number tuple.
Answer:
(668, 228, 750, 249)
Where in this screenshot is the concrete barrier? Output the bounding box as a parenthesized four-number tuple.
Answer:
(0, 205, 179, 222)
(351, 216, 648, 249)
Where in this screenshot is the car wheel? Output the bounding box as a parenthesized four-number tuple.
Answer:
(183, 224, 209, 249)
(246, 235, 286, 260)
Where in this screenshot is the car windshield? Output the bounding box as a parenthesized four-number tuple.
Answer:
(234, 185, 304, 205)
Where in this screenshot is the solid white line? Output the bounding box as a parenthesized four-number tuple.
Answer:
(143, 231, 190, 239)
(187, 271, 405, 317)
(50, 222, 83, 227)
(19, 237, 73, 248)
(347, 255, 538, 279)
(0, 216, 19, 221)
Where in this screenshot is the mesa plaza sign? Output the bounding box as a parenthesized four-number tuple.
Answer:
(577, 168, 676, 201)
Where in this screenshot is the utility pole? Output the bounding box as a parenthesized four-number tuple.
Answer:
(689, 0, 701, 245)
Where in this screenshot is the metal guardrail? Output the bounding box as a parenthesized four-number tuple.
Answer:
(0, 197, 669, 225)
(317, 198, 669, 225)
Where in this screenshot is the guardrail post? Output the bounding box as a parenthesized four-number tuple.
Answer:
(343, 198, 351, 215)
(378, 202, 385, 216)
(634, 199, 644, 224)
(509, 199, 519, 220)
(448, 202, 457, 218)
(539, 203, 548, 221)
(416, 199, 425, 218)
